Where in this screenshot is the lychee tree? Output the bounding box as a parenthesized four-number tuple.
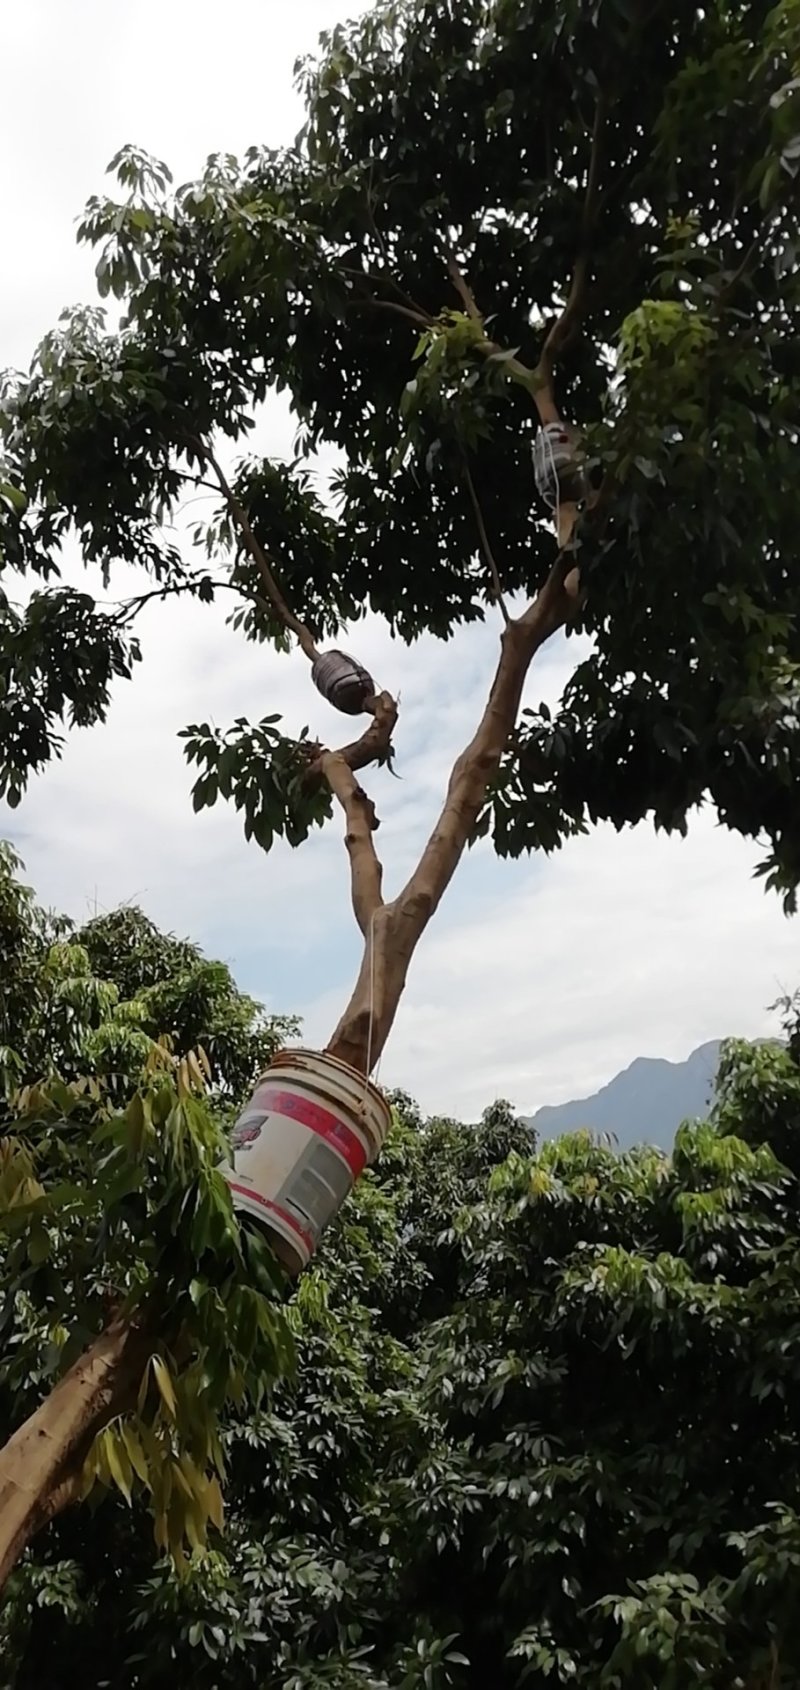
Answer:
(1, 0, 800, 1586)
(0, 846, 298, 1587)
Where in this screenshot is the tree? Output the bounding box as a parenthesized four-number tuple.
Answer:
(7, 1038, 800, 1689)
(0, 843, 297, 1099)
(0, 849, 296, 1585)
(2, 0, 799, 1583)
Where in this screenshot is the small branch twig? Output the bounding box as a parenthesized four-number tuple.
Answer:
(535, 93, 606, 412)
(179, 434, 401, 946)
(717, 234, 761, 308)
(363, 171, 431, 322)
(111, 579, 201, 625)
(462, 461, 511, 625)
(193, 439, 320, 663)
(446, 250, 483, 325)
(344, 292, 435, 331)
(111, 574, 280, 629)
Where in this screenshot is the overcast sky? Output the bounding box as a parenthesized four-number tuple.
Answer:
(2, 1, 796, 1119)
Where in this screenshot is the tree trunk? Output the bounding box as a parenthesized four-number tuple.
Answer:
(0, 1316, 147, 1589)
(327, 581, 571, 1075)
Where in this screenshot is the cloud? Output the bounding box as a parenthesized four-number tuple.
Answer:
(3, 0, 797, 1125)
(306, 807, 795, 1121)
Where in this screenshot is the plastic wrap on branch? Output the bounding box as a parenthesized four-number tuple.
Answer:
(312, 650, 376, 716)
(532, 422, 588, 512)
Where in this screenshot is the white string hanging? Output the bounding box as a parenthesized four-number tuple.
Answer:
(355, 904, 381, 1124)
(532, 421, 587, 544)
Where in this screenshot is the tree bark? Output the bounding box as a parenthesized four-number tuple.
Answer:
(0, 1317, 147, 1589)
(320, 749, 384, 936)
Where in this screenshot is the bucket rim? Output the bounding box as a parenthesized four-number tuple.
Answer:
(266, 1046, 391, 1116)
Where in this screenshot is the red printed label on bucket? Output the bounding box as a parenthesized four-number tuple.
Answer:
(260, 1086, 368, 1177)
(226, 1179, 316, 1258)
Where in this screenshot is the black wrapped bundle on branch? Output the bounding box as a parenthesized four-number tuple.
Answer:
(311, 650, 376, 715)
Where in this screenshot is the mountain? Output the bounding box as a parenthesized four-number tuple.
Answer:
(528, 1040, 723, 1152)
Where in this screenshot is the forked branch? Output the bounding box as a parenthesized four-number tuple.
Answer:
(326, 547, 580, 1075)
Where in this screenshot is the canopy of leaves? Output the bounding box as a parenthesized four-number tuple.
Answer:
(0, 844, 298, 1101)
(6, 1016, 800, 1690)
(0, 850, 298, 1580)
(2, 0, 799, 894)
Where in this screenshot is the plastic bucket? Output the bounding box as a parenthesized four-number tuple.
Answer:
(222, 1048, 392, 1274)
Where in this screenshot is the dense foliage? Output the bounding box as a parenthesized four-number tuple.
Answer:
(2, 0, 800, 1675)
(0, 843, 298, 1100)
(1, 0, 799, 896)
(0, 848, 297, 1574)
(5, 980, 800, 1687)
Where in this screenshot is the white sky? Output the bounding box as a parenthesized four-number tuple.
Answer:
(2, 1, 796, 1119)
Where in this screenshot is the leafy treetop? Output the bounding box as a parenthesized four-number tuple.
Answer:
(1, 0, 799, 898)
(0, 846, 297, 1581)
(0, 844, 298, 1102)
(6, 1029, 800, 1689)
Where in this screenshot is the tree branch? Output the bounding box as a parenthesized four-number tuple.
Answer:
(320, 753, 384, 935)
(304, 693, 397, 944)
(346, 265, 548, 403)
(345, 295, 435, 331)
(717, 234, 762, 308)
(182, 440, 401, 947)
(446, 250, 483, 325)
(462, 460, 511, 624)
(534, 93, 606, 412)
(399, 556, 571, 920)
(363, 174, 432, 323)
(111, 574, 280, 629)
(193, 440, 320, 663)
(0, 1317, 149, 1590)
(332, 691, 399, 773)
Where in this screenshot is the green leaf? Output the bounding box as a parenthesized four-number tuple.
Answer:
(151, 1355, 178, 1420)
(103, 1428, 133, 1504)
(121, 1423, 150, 1486)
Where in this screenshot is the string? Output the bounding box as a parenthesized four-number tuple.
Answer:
(361, 904, 378, 1107)
(544, 421, 562, 542)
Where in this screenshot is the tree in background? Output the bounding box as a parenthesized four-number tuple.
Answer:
(2, 0, 800, 1583)
(0, 847, 296, 1585)
(6, 1036, 800, 1689)
(0, 844, 298, 1100)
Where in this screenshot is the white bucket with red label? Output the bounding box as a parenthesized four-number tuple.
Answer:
(222, 1048, 392, 1274)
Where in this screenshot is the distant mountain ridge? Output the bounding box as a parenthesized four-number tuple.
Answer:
(528, 1040, 723, 1152)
